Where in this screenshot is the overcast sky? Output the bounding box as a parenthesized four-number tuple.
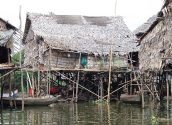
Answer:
(0, 0, 163, 31)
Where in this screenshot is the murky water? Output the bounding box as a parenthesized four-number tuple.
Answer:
(0, 101, 172, 125)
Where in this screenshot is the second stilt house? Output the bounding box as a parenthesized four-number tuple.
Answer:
(138, 0, 172, 71)
(23, 13, 138, 71)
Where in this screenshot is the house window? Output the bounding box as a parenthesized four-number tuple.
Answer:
(0, 46, 9, 63)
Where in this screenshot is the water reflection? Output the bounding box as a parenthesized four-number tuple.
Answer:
(0, 101, 172, 125)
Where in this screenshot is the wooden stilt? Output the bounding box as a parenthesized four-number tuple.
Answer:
(141, 77, 144, 108)
(31, 73, 34, 97)
(170, 74, 172, 97)
(107, 47, 112, 102)
(26, 73, 29, 96)
(38, 70, 40, 97)
(9, 74, 13, 109)
(76, 72, 80, 102)
(19, 5, 24, 111)
(0, 75, 3, 110)
(100, 76, 103, 101)
(13, 72, 16, 109)
(130, 73, 132, 95)
(72, 74, 75, 102)
(46, 71, 49, 96)
(48, 71, 51, 96)
(166, 73, 169, 110)
(48, 48, 52, 97)
(21, 69, 24, 110)
(75, 53, 81, 102)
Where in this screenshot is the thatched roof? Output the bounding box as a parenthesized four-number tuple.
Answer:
(137, 0, 171, 41)
(139, 0, 172, 71)
(133, 15, 157, 37)
(0, 18, 18, 49)
(0, 18, 17, 30)
(23, 13, 138, 55)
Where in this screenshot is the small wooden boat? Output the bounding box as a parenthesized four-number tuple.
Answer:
(120, 94, 141, 104)
(2, 95, 60, 106)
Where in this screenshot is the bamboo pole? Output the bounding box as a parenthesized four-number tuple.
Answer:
(0, 75, 3, 110)
(75, 53, 81, 102)
(19, 5, 24, 111)
(107, 0, 117, 102)
(100, 77, 103, 101)
(46, 71, 49, 96)
(38, 70, 40, 97)
(8, 49, 11, 65)
(141, 77, 144, 108)
(107, 46, 112, 102)
(171, 75, 172, 97)
(166, 73, 169, 110)
(107, 103, 111, 125)
(31, 73, 34, 97)
(26, 76, 29, 96)
(9, 74, 13, 109)
(48, 48, 52, 97)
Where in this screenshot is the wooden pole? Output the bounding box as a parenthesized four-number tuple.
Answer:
(100, 77, 103, 101)
(0, 75, 3, 110)
(19, 5, 24, 111)
(48, 48, 52, 97)
(170, 74, 172, 97)
(31, 73, 34, 97)
(38, 70, 40, 97)
(107, 46, 112, 102)
(72, 74, 75, 101)
(75, 53, 81, 102)
(167, 73, 169, 110)
(46, 71, 49, 96)
(141, 77, 144, 108)
(107, 0, 117, 102)
(8, 49, 11, 65)
(9, 74, 13, 109)
(26, 74, 29, 96)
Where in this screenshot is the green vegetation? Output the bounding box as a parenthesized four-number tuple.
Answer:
(12, 49, 25, 66)
(11, 50, 26, 91)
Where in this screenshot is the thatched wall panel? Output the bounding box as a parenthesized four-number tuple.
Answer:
(24, 39, 38, 68)
(139, 15, 172, 70)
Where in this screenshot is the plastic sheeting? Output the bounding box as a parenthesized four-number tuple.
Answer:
(0, 29, 14, 47)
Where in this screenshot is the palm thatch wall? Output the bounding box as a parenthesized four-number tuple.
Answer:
(139, 0, 172, 71)
(23, 13, 138, 71)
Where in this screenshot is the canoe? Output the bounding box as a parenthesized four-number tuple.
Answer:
(120, 94, 141, 104)
(2, 95, 60, 106)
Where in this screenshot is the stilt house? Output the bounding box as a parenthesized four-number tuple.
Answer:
(139, 0, 172, 71)
(23, 13, 138, 71)
(0, 18, 17, 69)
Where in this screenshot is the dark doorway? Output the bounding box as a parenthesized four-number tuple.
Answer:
(0, 46, 8, 63)
(128, 52, 139, 68)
